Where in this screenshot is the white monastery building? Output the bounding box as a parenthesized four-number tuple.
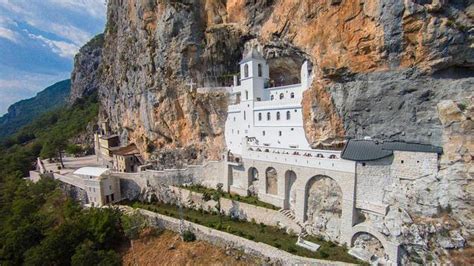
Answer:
(220, 49, 443, 265)
(225, 49, 311, 153)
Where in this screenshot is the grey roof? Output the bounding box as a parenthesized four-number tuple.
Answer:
(341, 139, 443, 161)
(239, 48, 265, 64)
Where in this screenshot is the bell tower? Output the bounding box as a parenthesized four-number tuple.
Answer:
(239, 48, 269, 102)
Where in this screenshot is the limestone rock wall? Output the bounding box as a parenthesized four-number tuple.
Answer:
(66, 0, 474, 263)
(69, 34, 104, 103)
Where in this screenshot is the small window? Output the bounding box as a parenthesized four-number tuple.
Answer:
(286, 111, 291, 120)
(258, 63, 262, 77)
(294, 109, 297, 112)
(233, 116, 236, 122)
(271, 95, 274, 100)
(267, 112, 271, 120)
(262, 131, 265, 136)
(245, 90, 249, 100)
(237, 130, 239, 134)
(232, 129, 234, 133)
(290, 92, 295, 98)
(109, 185, 112, 190)
(279, 131, 282, 136)
(291, 128, 294, 131)
(362, 162, 366, 166)
(401, 160, 404, 164)
(244, 64, 249, 78)
(279, 93, 284, 99)
(257, 97, 261, 101)
(276, 112, 280, 120)
(258, 113, 262, 121)
(244, 111, 246, 120)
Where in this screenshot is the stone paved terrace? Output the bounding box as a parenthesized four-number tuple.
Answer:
(42, 155, 102, 175)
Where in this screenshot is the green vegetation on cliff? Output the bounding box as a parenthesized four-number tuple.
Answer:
(0, 93, 117, 265)
(0, 92, 98, 177)
(0, 177, 124, 265)
(0, 79, 71, 139)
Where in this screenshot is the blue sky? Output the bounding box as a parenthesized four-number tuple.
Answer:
(0, 0, 106, 115)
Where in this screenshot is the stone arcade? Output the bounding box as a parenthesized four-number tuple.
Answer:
(220, 49, 443, 264)
(34, 49, 445, 265)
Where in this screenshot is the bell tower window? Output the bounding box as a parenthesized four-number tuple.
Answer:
(244, 64, 249, 78)
(258, 64, 262, 77)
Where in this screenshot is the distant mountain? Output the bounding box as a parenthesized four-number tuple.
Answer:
(0, 79, 71, 138)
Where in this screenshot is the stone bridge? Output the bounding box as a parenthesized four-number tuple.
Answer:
(223, 155, 399, 264)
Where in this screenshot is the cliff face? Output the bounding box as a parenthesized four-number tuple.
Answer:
(69, 0, 473, 262)
(69, 34, 104, 103)
(97, 0, 472, 157)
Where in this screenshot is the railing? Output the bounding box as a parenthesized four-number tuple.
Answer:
(253, 98, 301, 109)
(266, 83, 301, 91)
(197, 87, 233, 94)
(243, 145, 355, 173)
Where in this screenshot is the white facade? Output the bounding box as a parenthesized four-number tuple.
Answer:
(225, 50, 313, 154)
(73, 167, 121, 207)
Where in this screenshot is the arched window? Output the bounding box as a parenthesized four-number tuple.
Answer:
(271, 95, 274, 100)
(262, 131, 265, 136)
(258, 113, 262, 121)
(245, 90, 248, 100)
(258, 64, 262, 77)
(267, 112, 271, 120)
(244, 64, 249, 78)
(279, 93, 284, 99)
(290, 92, 295, 98)
(276, 112, 280, 120)
(279, 131, 282, 136)
(286, 110, 291, 120)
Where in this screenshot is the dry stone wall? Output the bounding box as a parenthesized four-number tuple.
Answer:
(123, 206, 348, 266)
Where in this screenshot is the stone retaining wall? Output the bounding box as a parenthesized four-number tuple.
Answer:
(122, 206, 350, 266)
(169, 186, 301, 234)
(113, 161, 224, 201)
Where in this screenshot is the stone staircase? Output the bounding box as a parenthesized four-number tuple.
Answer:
(279, 209, 308, 237)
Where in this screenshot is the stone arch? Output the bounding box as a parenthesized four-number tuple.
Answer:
(265, 167, 278, 195)
(248, 167, 259, 196)
(284, 170, 297, 211)
(304, 175, 343, 241)
(351, 231, 386, 263)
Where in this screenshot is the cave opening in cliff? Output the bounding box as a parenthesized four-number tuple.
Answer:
(267, 55, 310, 87)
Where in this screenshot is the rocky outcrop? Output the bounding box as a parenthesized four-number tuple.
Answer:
(67, 0, 473, 263)
(69, 34, 104, 103)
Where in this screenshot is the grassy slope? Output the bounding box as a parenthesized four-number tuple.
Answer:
(0, 79, 71, 139)
(129, 201, 363, 264)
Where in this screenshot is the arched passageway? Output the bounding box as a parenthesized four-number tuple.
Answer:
(284, 170, 297, 210)
(265, 167, 278, 195)
(248, 167, 259, 196)
(351, 232, 386, 263)
(304, 175, 343, 240)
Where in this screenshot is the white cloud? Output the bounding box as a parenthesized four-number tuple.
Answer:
(0, 26, 20, 43)
(48, 0, 107, 19)
(28, 33, 80, 58)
